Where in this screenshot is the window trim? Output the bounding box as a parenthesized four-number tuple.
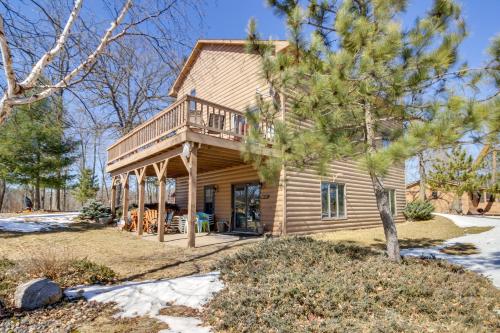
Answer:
(320, 182, 347, 220)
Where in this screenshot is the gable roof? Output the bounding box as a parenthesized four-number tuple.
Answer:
(168, 39, 289, 98)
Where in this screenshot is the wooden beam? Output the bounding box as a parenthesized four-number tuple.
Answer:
(110, 145, 184, 177)
(134, 167, 146, 236)
(110, 183, 117, 218)
(153, 158, 169, 242)
(158, 177, 166, 242)
(183, 143, 198, 248)
(121, 173, 129, 226)
(134, 166, 146, 184)
(153, 159, 169, 181)
(107, 132, 187, 174)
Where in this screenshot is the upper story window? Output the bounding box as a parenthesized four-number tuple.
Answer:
(384, 189, 396, 216)
(189, 89, 197, 112)
(321, 182, 346, 219)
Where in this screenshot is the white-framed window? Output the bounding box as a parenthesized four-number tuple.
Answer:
(321, 182, 346, 219)
(189, 88, 197, 112)
(385, 189, 396, 216)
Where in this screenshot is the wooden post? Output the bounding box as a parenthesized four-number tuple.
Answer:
(135, 167, 146, 236)
(153, 160, 169, 242)
(181, 142, 198, 248)
(120, 173, 129, 226)
(110, 178, 117, 218)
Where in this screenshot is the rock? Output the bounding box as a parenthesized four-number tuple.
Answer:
(14, 278, 62, 310)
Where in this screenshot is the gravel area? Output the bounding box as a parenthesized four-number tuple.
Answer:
(0, 299, 115, 333)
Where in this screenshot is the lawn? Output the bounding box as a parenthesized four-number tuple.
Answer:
(0, 223, 253, 281)
(313, 215, 491, 249)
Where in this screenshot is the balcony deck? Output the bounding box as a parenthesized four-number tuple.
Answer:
(107, 95, 258, 171)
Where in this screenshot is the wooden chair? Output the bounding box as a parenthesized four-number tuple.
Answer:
(166, 213, 179, 234)
(144, 209, 158, 234)
(124, 209, 138, 232)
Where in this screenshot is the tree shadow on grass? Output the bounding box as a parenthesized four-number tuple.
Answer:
(118, 241, 252, 282)
(370, 237, 446, 250)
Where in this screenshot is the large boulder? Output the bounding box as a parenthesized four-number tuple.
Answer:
(14, 278, 62, 310)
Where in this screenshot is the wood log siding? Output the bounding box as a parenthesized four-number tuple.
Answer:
(175, 164, 284, 235)
(107, 95, 267, 165)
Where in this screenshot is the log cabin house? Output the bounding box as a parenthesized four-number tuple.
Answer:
(106, 39, 406, 247)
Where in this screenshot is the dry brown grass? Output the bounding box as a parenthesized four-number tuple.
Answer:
(313, 215, 491, 250)
(77, 314, 169, 333)
(0, 223, 253, 281)
(440, 243, 480, 255)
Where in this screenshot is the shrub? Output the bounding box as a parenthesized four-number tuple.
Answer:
(67, 259, 116, 285)
(205, 237, 500, 333)
(19, 248, 116, 287)
(403, 200, 434, 221)
(79, 200, 111, 222)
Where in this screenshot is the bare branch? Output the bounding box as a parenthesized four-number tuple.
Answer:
(0, 15, 16, 95)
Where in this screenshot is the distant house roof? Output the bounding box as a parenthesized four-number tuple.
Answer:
(406, 180, 421, 189)
(168, 39, 289, 98)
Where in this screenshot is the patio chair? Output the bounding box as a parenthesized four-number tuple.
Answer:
(166, 214, 179, 234)
(178, 215, 188, 233)
(196, 212, 210, 233)
(124, 209, 138, 231)
(207, 214, 215, 231)
(144, 209, 158, 234)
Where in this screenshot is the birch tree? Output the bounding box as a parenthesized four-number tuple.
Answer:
(0, 0, 202, 124)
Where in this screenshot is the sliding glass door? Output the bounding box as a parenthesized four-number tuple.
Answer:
(232, 183, 261, 232)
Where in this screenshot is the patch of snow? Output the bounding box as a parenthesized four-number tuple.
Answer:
(65, 271, 224, 333)
(0, 212, 79, 232)
(402, 213, 500, 288)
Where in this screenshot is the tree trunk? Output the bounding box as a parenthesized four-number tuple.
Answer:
(364, 103, 401, 262)
(418, 152, 427, 201)
(450, 194, 462, 214)
(41, 187, 45, 210)
(34, 178, 41, 210)
(371, 173, 401, 262)
(49, 188, 53, 211)
(0, 178, 6, 213)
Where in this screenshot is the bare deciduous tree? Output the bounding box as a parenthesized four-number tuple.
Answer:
(0, 0, 202, 124)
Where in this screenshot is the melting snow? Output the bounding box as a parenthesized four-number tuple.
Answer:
(65, 271, 224, 333)
(402, 213, 500, 287)
(0, 212, 79, 232)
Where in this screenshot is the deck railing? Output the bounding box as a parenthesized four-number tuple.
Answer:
(107, 95, 271, 165)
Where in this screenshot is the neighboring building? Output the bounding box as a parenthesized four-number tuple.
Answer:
(106, 40, 406, 243)
(406, 180, 500, 215)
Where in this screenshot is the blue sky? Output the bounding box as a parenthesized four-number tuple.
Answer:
(201, 0, 499, 68)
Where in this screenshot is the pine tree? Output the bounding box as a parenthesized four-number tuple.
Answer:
(244, 0, 499, 261)
(427, 147, 496, 213)
(0, 99, 77, 210)
(72, 169, 99, 205)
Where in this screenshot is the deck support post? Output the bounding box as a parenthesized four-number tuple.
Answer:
(135, 167, 146, 236)
(110, 177, 117, 218)
(181, 142, 198, 248)
(153, 159, 169, 242)
(120, 173, 129, 226)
